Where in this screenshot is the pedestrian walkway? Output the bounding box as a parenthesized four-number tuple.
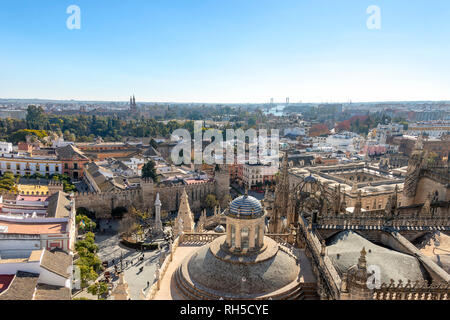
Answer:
(153, 245, 200, 300)
(95, 232, 163, 300)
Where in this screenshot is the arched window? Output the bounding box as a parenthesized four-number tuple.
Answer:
(255, 225, 260, 247)
(231, 225, 236, 247)
(241, 227, 249, 250)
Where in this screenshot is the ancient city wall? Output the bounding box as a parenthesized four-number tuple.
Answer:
(74, 180, 217, 219)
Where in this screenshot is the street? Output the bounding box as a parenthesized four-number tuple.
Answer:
(94, 232, 167, 300)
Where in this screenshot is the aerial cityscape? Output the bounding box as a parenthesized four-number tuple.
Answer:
(0, 0, 449, 307)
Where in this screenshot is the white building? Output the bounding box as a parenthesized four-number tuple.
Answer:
(370, 123, 404, 144)
(0, 191, 76, 258)
(242, 163, 278, 188)
(0, 248, 73, 296)
(323, 131, 362, 153)
(0, 142, 13, 153)
(0, 153, 62, 176)
(406, 121, 450, 138)
(284, 127, 308, 137)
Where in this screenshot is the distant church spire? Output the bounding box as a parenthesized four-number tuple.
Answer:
(130, 94, 137, 112)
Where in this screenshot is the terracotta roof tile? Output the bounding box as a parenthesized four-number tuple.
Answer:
(0, 271, 39, 300)
(0, 220, 67, 235)
(40, 249, 72, 279)
(34, 284, 71, 300)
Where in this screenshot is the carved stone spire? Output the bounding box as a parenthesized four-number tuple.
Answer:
(358, 247, 367, 269)
(415, 134, 424, 150)
(353, 190, 362, 216)
(420, 192, 432, 215)
(270, 152, 291, 233)
(176, 188, 195, 234)
(403, 135, 428, 205)
(351, 182, 358, 194)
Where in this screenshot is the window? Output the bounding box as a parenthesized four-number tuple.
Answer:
(46, 165, 49, 172)
(241, 227, 249, 250)
(6, 163, 10, 170)
(73, 163, 78, 170)
(255, 225, 260, 246)
(36, 164, 40, 171)
(55, 166, 59, 172)
(231, 225, 235, 247)
(65, 163, 69, 169)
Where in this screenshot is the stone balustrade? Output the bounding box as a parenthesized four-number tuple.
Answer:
(316, 216, 450, 230)
(297, 216, 342, 299)
(266, 234, 290, 244)
(373, 280, 449, 300)
(180, 232, 223, 244)
(145, 235, 181, 300)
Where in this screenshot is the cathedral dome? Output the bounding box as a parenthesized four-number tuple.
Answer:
(227, 194, 263, 219)
(174, 236, 303, 299)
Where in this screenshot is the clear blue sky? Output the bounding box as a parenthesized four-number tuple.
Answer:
(0, 0, 449, 103)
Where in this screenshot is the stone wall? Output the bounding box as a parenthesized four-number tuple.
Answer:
(74, 180, 217, 219)
(415, 173, 450, 204)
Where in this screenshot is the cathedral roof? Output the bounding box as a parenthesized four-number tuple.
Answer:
(227, 194, 263, 219)
(327, 231, 429, 284)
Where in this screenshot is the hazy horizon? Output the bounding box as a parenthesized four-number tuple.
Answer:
(1, 96, 450, 105)
(1, 1, 450, 103)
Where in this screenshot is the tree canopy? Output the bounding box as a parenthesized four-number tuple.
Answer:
(141, 160, 158, 182)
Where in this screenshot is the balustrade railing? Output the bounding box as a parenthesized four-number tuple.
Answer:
(180, 232, 223, 244)
(145, 235, 180, 300)
(373, 280, 449, 300)
(316, 216, 450, 229)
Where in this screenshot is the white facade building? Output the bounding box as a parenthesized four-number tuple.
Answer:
(0, 249, 72, 289)
(242, 163, 278, 188)
(0, 153, 62, 176)
(0, 142, 13, 153)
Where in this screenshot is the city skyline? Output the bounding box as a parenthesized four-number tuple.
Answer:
(1, 0, 450, 103)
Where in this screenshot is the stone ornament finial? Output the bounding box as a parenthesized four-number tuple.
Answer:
(415, 134, 424, 150)
(358, 247, 367, 269)
(351, 182, 358, 194)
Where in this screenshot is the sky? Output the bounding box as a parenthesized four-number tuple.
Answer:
(0, 0, 449, 103)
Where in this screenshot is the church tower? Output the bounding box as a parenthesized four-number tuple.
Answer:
(130, 94, 137, 112)
(270, 152, 291, 233)
(214, 164, 230, 209)
(403, 135, 428, 206)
